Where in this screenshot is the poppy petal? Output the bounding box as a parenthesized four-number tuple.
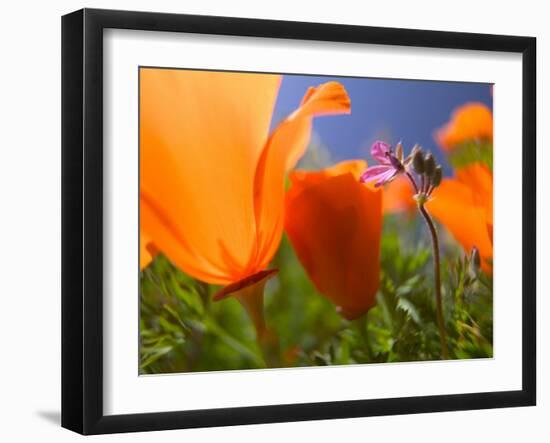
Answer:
(291, 159, 367, 193)
(252, 82, 351, 270)
(140, 69, 281, 284)
(285, 162, 382, 319)
(456, 162, 493, 225)
(140, 232, 156, 270)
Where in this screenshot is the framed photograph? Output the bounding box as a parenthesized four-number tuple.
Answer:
(61, 8, 536, 435)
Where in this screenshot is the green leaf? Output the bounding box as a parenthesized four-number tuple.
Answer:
(140, 346, 173, 369)
(397, 297, 423, 326)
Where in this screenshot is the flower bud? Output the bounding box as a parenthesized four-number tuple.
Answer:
(432, 165, 443, 187)
(395, 142, 404, 163)
(424, 152, 435, 178)
(404, 144, 420, 167)
(412, 148, 425, 174)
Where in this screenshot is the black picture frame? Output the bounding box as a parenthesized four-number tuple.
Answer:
(62, 8, 536, 435)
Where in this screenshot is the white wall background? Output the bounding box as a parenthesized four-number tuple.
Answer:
(0, 0, 546, 441)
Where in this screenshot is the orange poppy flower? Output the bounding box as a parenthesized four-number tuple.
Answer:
(427, 163, 493, 273)
(435, 102, 493, 151)
(139, 68, 350, 329)
(284, 160, 383, 319)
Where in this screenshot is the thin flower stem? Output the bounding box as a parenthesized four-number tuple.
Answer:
(419, 204, 449, 360)
(405, 172, 419, 194)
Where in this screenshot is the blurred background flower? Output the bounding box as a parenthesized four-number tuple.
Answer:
(434, 102, 493, 151)
(428, 163, 493, 274)
(382, 175, 416, 216)
(434, 102, 493, 170)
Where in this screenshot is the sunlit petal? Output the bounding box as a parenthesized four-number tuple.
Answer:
(252, 82, 351, 270)
(140, 69, 281, 283)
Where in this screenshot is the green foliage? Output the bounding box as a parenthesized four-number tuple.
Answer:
(140, 255, 264, 373)
(447, 141, 493, 170)
(140, 214, 493, 374)
(364, 215, 493, 362)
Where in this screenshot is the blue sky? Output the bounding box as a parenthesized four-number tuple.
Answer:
(272, 75, 492, 169)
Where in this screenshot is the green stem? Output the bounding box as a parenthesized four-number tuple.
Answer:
(354, 315, 373, 362)
(419, 204, 449, 359)
(257, 328, 281, 368)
